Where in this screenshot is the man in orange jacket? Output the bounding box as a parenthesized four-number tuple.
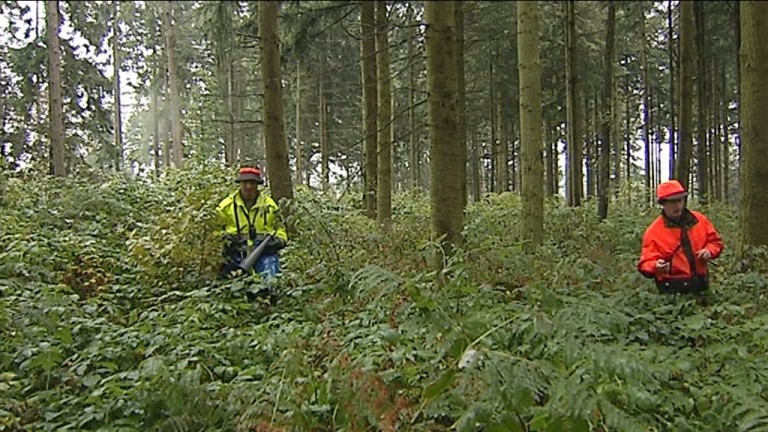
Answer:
(638, 180, 724, 295)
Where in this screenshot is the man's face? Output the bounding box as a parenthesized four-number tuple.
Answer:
(661, 197, 685, 219)
(239, 180, 259, 201)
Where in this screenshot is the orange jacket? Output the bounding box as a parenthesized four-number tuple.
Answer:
(638, 209, 723, 282)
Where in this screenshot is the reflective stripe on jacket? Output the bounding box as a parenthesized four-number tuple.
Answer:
(637, 209, 723, 282)
(215, 190, 288, 247)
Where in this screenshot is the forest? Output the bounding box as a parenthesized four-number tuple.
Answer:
(2, 1, 768, 431)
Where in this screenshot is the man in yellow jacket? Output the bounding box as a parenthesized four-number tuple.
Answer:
(216, 163, 288, 280)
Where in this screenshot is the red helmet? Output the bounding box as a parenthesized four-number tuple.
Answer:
(657, 180, 687, 202)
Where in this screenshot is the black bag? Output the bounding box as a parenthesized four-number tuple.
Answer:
(658, 275, 708, 294)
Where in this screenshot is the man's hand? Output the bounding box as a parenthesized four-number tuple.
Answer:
(696, 249, 711, 261)
(656, 259, 670, 274)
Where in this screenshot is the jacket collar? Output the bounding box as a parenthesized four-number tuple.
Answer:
(662, 208, 698, 229)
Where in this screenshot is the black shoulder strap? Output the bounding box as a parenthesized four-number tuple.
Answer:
(680, 225, 699, 277)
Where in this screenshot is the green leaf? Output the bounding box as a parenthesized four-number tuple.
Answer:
(685, 314, 706, 331)
(423, 368, 456, 400)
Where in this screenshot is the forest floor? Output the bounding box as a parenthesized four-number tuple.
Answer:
(2, 166, 768, 431)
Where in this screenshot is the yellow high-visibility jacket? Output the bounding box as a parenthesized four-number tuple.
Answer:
(215, 190, 288, 247)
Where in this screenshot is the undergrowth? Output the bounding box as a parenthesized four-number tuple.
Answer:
(1, 165, 767, 432)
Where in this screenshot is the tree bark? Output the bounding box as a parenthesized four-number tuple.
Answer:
(112, 1, 123, 171)
(457, 2, 466, 208)
(425, 1, 462, 267)
(598, 3, 615, 220)
(164, 2, 184, 168)
(319, 75, 329, 191)
(376, 1, 392, 230)
(675, 1, 695, 190)
(361, 1, 378, 217)
(259, 1, 294, 205)
(695, 2, 709, 202)
(47, 0, 65, 177)
(668, 0, 676, 178)
(518, 1, 544, 251)
(642, 10, 652, 205)
(295, 57, 303, 185)
(739, 1, 768, 248)
(565, 0, 583, 207)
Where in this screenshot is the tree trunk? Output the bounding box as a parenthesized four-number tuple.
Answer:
(735, 1, 742, 164)
(495, 91, 508, 192)
(457, 1, 466, 208)
(471, 131, 480, 201)
(47, 0, 65, 177)
(642, 10, 652, 205)
(518, 0, 543, 251)
(545, 119, 556, 195)
(319, 75, 329, 191)
(409, 29, 419, 191)
(152, 78, 160, 176)
(598, 3, 615, 220)
(695, 2, 708, 202)
(721, 62, 730, 202)
(295, 57, 303, 185)
(361, 1, 378, 217)
(668, 0, 676, 178)
(376, 1, 392, 231)
(565, 0, 582, 206)
(259, 1, 294, 205)
(164, 1, 183, 168)
(740, 1, 768, 248)
(425, 1, 462, 267)
(489, 51, 497, 193)
(227, 59, 237, 164)
(112, 1, 122, 172)
(675, 1, 695, 190)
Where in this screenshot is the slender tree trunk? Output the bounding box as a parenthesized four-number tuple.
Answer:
(721, 62, 730, 202)
(361, 1, 378, 216)
(425, 1, 461, 269)
(695, 2, 708, 202)
(495, 93, 508, 192)
(409, 32, 419, 191)
(734, 1, 742, 165)
(565, 0, 582, 206)
(518, 0, 543, 251)
(489, 51, 497, 193)
(584, 97, 594, 198)
(668, 0, 676, 178)
(227, 60, 237, 163)
(545, 119, 556, 195)
(471, 131, 480, 201)
(625, 74, 631, 202)
(164, 1, 183, 168)
(34, 3, 45, 169)
(295, 57, 303, 185)
(376, 0, 392, 230)
(47, 0, 65, 177)
(152, 79, 160, 176)
(675, 1, 695, 189)
(112, 1, 122, 171)
(457, 1, 466, 208)
(319, 76, 329, 191)
(642, 10, 652, 205)
(712, 58, 721, 202)
(598, 3, 615, 220)
(259, 0, 294, 205)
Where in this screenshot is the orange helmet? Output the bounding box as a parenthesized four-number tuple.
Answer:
(657, 180, 688, 202)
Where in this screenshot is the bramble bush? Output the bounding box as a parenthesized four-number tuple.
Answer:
(2, 165, 768, 432)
